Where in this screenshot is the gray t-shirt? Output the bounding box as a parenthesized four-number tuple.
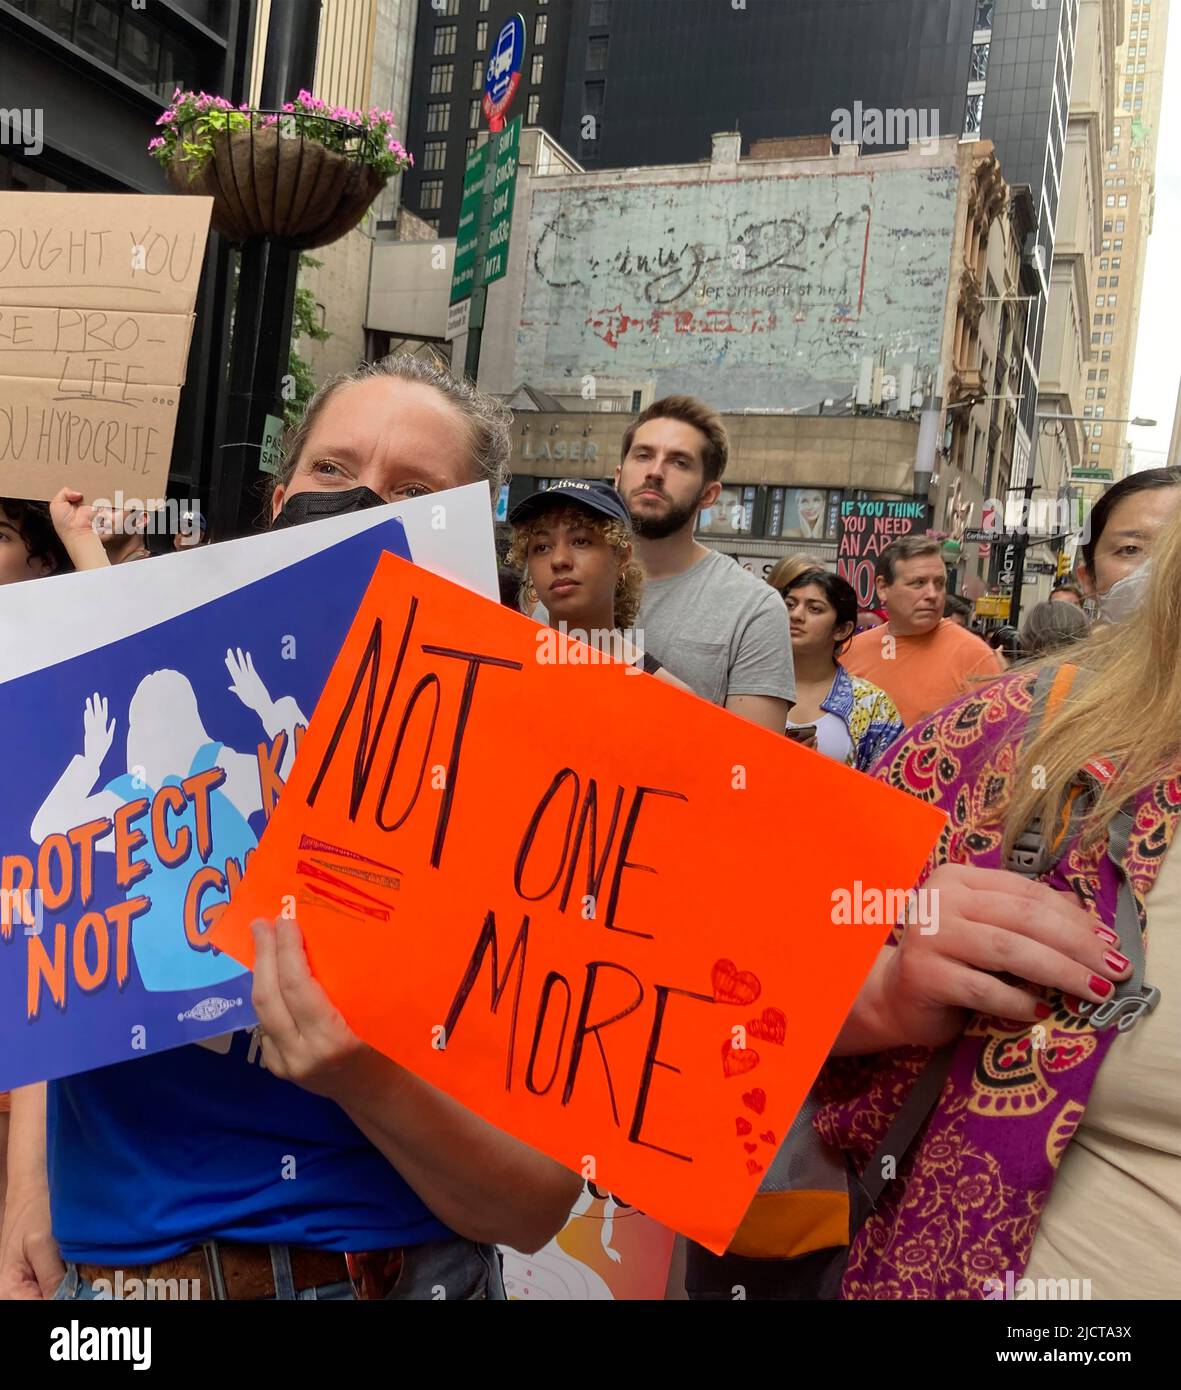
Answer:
(636, 549, 795, 707)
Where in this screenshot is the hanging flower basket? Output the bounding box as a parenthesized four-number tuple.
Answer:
(149, 89, 414, 250)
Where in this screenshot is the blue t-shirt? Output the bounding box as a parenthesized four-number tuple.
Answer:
(48, 1030, 454, 1263)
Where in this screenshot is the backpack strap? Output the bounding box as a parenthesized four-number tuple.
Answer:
(1073, 780, 1160, 1032)
(855, 1039, 958, 1210)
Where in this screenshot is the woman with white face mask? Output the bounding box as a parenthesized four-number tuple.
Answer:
(1076, 466, 1181, 616)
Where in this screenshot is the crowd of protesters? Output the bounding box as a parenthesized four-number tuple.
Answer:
(1, 359, 1177, 1302)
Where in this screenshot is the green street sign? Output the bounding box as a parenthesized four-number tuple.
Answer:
(479, 116, 520, 288)
(1071, 468, 1114, 481)
(451, 142, 489, 305)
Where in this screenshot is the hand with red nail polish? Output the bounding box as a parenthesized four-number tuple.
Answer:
(839, 864, 1136, 1054)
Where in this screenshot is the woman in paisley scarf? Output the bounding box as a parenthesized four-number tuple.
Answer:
(818, 504, 1181, 1299)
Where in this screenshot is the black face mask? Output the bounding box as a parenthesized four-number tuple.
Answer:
(270, 486, 388, 530)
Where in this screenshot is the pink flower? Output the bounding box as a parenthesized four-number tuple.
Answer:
(264, 114, 279, 126)
(156, 109, 175, 125)
(172, 86, 183, 102)
(239, 102, 250, 112)
(147, 136, 166, 151)
(282, 102, 295, 112)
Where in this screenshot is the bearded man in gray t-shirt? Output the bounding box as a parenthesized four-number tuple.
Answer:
(612, 396, 795, 732)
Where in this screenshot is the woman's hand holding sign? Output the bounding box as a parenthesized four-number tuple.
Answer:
(249, 917, 582, 1251)
(249, 920, 367, 1097)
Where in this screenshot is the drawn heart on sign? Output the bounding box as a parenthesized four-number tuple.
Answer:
(743, 1141, 758, 1154)
(746, 1159, 764, 1177)
(721, 1040, 760, 1079)
(711, 957, 762, 1007)
(759, 1130, 776, 1147)
(742, 1087, 767, 1115)
(735, 1117, 752, 1136)
(747, 1007, 787, 1045)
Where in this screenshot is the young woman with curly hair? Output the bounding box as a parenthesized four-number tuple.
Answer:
(507, 480, 689, 692)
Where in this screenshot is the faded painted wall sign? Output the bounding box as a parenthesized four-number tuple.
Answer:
(518, 168, 958, 411)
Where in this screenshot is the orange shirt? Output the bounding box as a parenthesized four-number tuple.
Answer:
(842, 618, 1005, 728)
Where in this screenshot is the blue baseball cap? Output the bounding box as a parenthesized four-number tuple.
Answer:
(509, 478, 632, 529)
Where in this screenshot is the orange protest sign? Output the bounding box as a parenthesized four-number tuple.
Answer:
(210, 553, 944, 1253)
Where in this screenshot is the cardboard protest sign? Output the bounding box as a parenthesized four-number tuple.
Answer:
(0, 193, 211, 502)
(838, 497, 930, 607)
(210, 553, 946, 1253)
(501, 1184, 676, 1300)
(0, 486, 498, 1091)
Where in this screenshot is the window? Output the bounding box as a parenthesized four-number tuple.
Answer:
(1091, 444, 1101, 455)
(1102, 239, 1111, 249)
(535, 13, 548, 44)
(1110, 275, 1119, 286)
(480, 0, 489, 9)
(472, 60, 484, 89)
(1104, 220, 1113, 232)
(1098, 388, 1107, 399)
(1106, 194, 1116, 206)
(1093, 425, 1104, 437)
(475, 22, 488, 50)
(430, 65, 454, 95)
(1091, 333, 1101, 345)
(1086, 388, 1095, 399)
(465, 136, 478, 157)
(469, 98, 480, 129)
(1108, 294, 1117, 306)
(1115, 239, 1123, 248)
(1103, 332, 1113, 344)
(1115, 220, 1125, 232)
(426, 103, 450, 133)
(531, 53, 544, 84)
(422, 141, 446, 172)
(1093, 313, 1104, 326)
(527, 93, 541, 123)
(1098, 275, 1107, 286)
(1102, 351, 1111, 361)
(974, 0, 994, 28)
(1096, 295, 1105, 307)
(590, 0, 612, 23)
(1106, 314, 1115, 325)
(971, 43, 990, 81)
(433, 25, 457, 56)
(1118, 194, 1128, 206)
(420, 179, 444, 211)
(1100, 369, 1109, 380)
(1113, 124, 1122, 135)
(587, 35, 609, 71)
(1112, 257, 1121, 267)
(1100, 258, 1108, 269)
(1088, 369, 1098, 381)
(964, 93, 984, 135)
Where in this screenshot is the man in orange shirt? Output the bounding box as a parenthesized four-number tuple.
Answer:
(843, 536, 1004, 728)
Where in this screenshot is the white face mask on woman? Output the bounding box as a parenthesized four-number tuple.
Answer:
(1099, 560, 1151, 624)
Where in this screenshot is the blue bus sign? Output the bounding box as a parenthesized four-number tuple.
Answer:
(482, 13, 525, 132)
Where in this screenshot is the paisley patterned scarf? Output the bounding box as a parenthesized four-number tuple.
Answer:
(814, 669, 1181, 1299)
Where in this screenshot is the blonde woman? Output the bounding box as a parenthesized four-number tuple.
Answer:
(508, 480, 689, 692)
(817, 504, 1181, 1299)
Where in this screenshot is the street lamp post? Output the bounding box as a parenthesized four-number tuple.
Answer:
(1006, 413, 1156, 627)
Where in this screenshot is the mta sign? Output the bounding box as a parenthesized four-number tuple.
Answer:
(483, 13, 525, 131)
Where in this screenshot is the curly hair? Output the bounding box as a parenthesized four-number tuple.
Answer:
(506, 504, 644, 631)
(0, 499, 71, 577)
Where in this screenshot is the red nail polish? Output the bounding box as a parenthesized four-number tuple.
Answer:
(1034, 1002, 1053, 1020)
(1089, 974, 1114, 999)
(1093, 926, 1119, 946)
(1103, 949, 1130, 973)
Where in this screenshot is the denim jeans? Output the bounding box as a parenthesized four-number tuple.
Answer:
(52, 1238, 506, 1302)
